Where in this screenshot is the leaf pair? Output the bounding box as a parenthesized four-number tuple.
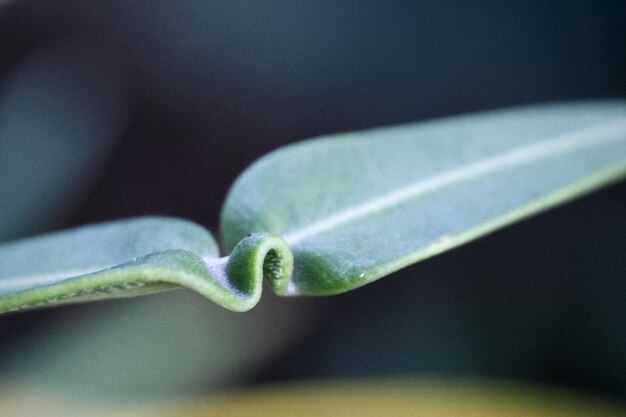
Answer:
(1, 100, 625, 313)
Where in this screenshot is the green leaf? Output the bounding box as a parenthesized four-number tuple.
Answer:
(1, 100, 625, 313)
(221, 100, 626, 295)
(0, 41, 127, 240)
(0, 217, 292, 312)
(0, 218, 206, 308)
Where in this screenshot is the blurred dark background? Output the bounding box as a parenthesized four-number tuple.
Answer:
(0, 0, 624, 406)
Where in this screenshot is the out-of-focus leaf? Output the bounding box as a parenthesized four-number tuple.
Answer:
(0, 40, 128, 240)
(155, 379, 626, 417)
(1, 289, 316, 398)
(1, 378, 624, 417)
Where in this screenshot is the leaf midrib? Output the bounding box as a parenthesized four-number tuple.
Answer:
(283, 118, 626, 245)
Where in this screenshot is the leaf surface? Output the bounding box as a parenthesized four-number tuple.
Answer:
(221, 100, 626, 295)
(0, 218, 225, 310)
(0, 217, 292, 312)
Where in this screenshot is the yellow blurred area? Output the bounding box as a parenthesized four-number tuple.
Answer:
(1, 378, 623, 417)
